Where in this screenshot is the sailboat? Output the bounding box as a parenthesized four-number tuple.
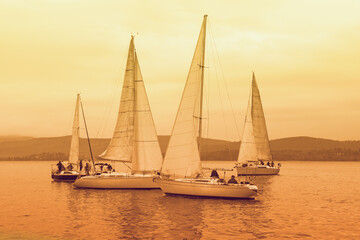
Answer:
(74, 36, 163, 189)
(51, 94, 87, 181)
(156, 15, 258, 199)
(235, 73, 280, 176)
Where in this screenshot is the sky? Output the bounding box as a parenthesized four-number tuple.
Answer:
(0, 0, 359, 141)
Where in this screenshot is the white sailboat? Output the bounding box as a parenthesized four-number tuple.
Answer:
(74, 36, 163, 189)
(52, 94, 84, 181)
(156, 15, 258, 199)
(235, 73, 280, 176)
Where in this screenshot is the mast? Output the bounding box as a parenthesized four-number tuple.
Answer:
(198, 15, 207, 153)
(130, 35, 136, 164)
(80, 96, 95, 169)
(133, 41, 139, 170)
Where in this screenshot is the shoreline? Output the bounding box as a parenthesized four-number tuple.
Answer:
(1, 159, 359, 162)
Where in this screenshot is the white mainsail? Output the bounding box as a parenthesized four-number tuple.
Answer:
(161, 15, 207, 178)
(99, 36, 162, 172)
(237, 73, 272, 164)
(131, 52, 163, 173)
(99, 37, 136, 162)
(68, 94, 80, 164)
(251, 74, 272, 161)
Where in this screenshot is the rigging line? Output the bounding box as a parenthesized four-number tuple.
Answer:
(79, 96, 95, 171)
(96, 56, 126, 138)
(122, 162, 132, 170)
(208, 21, 241, 140)
(100, 69, 123, 138)
(208, 20, 232, 161)
(243, 81, 253, 143)
(67, 94, 77, 138)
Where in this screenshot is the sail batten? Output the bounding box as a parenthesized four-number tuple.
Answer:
(161, 15, 207, 178)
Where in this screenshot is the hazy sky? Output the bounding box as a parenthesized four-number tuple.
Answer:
(0, 0, 359, 140)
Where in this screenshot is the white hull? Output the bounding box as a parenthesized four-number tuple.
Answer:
(236, 166, 280, 176)
(157, 179, 257, 199)
(73, 173, 159, 189)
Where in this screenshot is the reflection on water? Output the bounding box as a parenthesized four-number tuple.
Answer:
(1, 161, 360, 239)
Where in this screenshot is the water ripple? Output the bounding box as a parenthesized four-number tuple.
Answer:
(1, 161, 360, 239)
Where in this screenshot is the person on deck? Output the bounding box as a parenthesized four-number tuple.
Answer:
(267, 161, 270, 167)
(228, 175, 238, 184)
(56, 161, 63, 173)
(260, 160, 264, 165)
(210, 169, 219, 178)
(79, 160, 83, 171)
(85, 163, 91, 175)
(271, 161, 274, 167)
(107, 164, 113, 172)
(67, 163, 73, 171)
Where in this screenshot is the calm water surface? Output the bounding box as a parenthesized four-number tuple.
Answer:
(0, 161, 360, 239)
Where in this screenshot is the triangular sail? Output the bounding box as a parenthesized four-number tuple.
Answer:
(251, 74, 272, 161)
(161, 15, 207, 178)
(238, 73, 272, 164)
(99, 37, 135, 162)
(237, 94, 258, 163)
(68, 94, 80, 164)
(131, 52, 163, 173)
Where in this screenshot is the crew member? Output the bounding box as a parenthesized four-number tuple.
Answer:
(228, 175, 238, 184)
(57, 161, 63, 173)
(210, 169, 219, 178)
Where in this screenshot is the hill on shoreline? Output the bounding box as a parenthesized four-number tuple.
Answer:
(0, 135, 359, 161)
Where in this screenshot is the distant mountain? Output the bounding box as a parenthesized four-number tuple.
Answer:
(270, 136, 360, 151)
(0, 135, 239, 161)
(0, 135, 34, 143)
(270, 136, 360, 161)
(0, 136, 109, 159)
(0, 135, 359, 161)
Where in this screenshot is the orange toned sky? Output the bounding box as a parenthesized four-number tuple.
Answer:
(0, 0, 359, 141)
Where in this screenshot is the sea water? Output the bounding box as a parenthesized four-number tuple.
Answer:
(0, 161, 359, 239)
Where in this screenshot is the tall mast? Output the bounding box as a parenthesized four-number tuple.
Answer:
(132, 36, 138, 166)
(198, 14, 207, 152)
(130, 35, 136, 163)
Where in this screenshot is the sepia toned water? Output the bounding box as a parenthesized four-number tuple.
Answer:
(1, 161, 360, 239)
